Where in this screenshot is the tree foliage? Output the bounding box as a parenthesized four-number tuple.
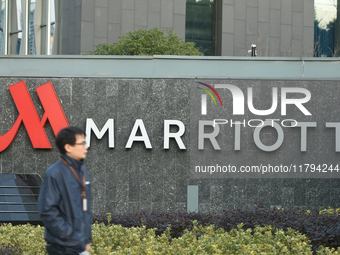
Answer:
(85, 28, 203, 56)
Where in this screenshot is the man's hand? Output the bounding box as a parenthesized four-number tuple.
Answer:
(85, 243, 90, 251)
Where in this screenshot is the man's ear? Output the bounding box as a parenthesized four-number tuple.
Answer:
(64, 144, 72, 153)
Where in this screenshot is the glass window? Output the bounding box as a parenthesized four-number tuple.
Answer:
(314, 0, 339, 57)
(7, 0, 23, 54)
(29, 0, 36, 54)
(0, 0, 59, 55)
(186, 0, 216, 56)
(15, 0, 22, 54)
(49, 0, 56, 54)
(0, 174, 42, 223)
(0, 0, 5, 54)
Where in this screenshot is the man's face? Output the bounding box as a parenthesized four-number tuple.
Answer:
(66, 134, 88, 161)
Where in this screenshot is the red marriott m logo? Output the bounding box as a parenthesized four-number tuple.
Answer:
(0, 81, 69, 152)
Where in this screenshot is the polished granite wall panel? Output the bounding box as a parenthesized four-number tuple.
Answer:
(1, 78, 340, 214)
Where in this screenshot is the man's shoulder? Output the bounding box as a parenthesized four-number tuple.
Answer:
(45, 160, 66, 178)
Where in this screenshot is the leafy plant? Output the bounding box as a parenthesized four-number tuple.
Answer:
(93, 207, 340, 253)
(319, 207, 340, 216)
(3, 208, 340, 254)
(0, 224, 45, 255)
(85, 28, 203, 56)
(0, 243, 23, 255)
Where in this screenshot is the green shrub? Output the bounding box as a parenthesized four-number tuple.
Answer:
(0, 224, 45, 255)
(93, 208, 340, 252)
(318, 207, 340, 216)
(85, 28, 204, 56)
(1, 220, 340, 254)
(0, 243, 23, 254)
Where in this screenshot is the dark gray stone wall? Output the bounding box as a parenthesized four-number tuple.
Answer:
(1, 77, 340, 214)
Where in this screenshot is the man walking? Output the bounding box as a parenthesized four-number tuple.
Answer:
(38, 126, 92, 255)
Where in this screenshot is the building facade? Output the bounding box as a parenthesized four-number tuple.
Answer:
(0, 0, 339, 57)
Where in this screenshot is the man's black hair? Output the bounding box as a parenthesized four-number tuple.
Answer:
(56, 126, 85, 154)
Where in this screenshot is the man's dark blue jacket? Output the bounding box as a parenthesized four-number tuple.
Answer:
(38, 154, 92, 253)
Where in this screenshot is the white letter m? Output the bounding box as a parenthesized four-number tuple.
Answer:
(85, 118, 114, 148)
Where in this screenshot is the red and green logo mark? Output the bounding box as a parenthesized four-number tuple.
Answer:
(196, 82, 222, 115)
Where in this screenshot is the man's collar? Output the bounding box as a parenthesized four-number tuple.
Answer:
(61, 154, 84, 171)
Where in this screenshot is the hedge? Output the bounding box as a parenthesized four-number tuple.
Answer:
(92, 207, 340, 253)
(1, 207, 340, 254)
(0, 222, 328, 254)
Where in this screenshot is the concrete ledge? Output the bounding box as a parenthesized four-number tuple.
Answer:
(0, 55, 339, 80)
